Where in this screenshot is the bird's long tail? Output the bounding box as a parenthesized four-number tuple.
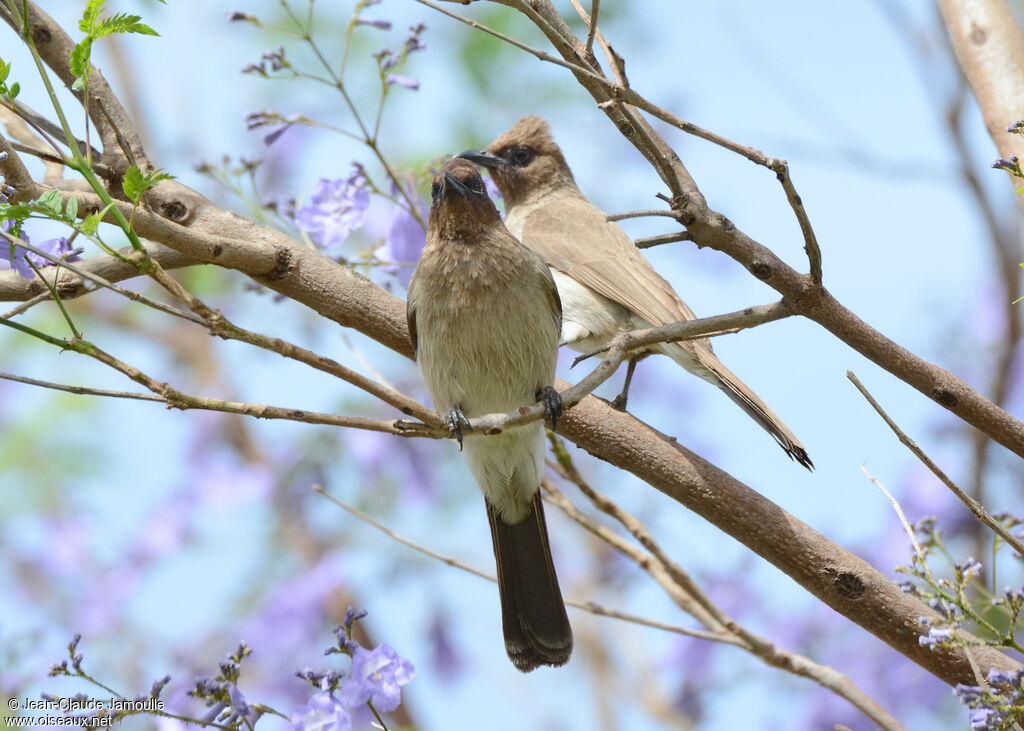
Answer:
(662, 342, 813, 469)
(487, 490, 573, 672)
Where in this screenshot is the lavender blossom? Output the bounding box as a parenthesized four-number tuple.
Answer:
(918, 626, 954, 649)
(385, 74, 419, 91)
(374, 48, 399, 71)
(295, 166, 370, 248)
(1, 221, 72, 279)
(338, 644, 414, 712)
(291, 691, 351, 731)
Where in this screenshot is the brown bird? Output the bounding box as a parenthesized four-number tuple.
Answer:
(459, 117, 812, 469)
(406, 158, 573, 671)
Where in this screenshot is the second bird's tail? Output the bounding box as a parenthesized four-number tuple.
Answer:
(661, 342, 813, 469)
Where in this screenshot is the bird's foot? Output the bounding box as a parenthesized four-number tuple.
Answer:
(536, 386, 563, 429)
(446, 406, 472, 450)
(609, 393, 629, 411)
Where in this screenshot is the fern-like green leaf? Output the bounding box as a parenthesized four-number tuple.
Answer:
(96, 14, 159, 39)
(123, 167, 173, 204)
(70, 39, 92, 79)
(79, 0, 105, 33)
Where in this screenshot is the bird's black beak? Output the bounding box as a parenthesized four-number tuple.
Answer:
(457, 148, 505, 168)
(441, 170, 472, 198)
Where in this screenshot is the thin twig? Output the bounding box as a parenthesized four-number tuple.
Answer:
(0, 371, 163, 402)
(849, 371, 1024, 558)
(606, 208, 681, 222)
(635, 231, 692, 249)
(313, 486, 721, 640)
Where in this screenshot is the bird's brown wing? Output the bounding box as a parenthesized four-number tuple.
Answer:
(405, 270, 420, 359)
(521, 196, 711, 351)
(522, 197, 812, 469)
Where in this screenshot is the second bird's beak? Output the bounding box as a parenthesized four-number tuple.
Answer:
(457, 149, 505, 168)
(441, 170, 473, 198)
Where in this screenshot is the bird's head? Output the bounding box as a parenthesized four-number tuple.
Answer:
(458, 116, 574, 208)
(428, 158, 502, 236)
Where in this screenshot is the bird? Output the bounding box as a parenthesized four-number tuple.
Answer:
(406, 157, 573, 671)
(458, 116, 812, 469)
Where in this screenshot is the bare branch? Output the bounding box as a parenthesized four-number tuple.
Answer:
(848, 371, 1024, 558)
(0, 371, 163, 402)
(606, 208, 681, 222)
(0, 132, 41, 201)
(635, 231, 691, 249)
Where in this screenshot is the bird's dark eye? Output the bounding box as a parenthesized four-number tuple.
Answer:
(510, 147, 533, 166)
(430, 181, 441, 202)
(467, 176, 484, 194)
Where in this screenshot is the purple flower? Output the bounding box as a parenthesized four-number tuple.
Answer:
(295, 166, 370, 248)
(987, 668, 1022, 686)
(374, 48, 399, 71)
(956, 557, 983, 580)
(992, 156, 1020, 172)
(339, 644, 414, 712)
(291, 691, 351, 731)
(969, 707, 1002, 730)
(355, 17, 391, 30)
(1, 221, 72, 279)
(405, 23, 427, 53)
(385, 74, 419, 91)
(918, 626, 954, 648)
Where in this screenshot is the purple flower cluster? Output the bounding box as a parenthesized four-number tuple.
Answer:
(953, 668, 1024, 730)
(374, 22, 427, 91)
(295, 165, 370, 249)
(992, 155, 1021, 176)
(291, 608, 414, 731)
(0, 219, 73, 279)
(242, 46, 290, 77)
(292, 643, 414, 731)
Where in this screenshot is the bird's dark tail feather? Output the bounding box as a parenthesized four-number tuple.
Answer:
(487, 491, 573, 672)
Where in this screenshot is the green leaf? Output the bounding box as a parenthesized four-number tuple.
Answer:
(96, 14, 159, 38)
(81, 202, 114, 236)
(79, 0, 105, 34)
(36, 190, 64, 216)
(70, 39, 92, 79)
(123, 166, 145, 203)
(124, 166, 173, 204)
(65, 196, 79, 222)
(8, 81, 18, 100)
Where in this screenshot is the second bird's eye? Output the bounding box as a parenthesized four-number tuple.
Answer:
(511, 147, 532, 165)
